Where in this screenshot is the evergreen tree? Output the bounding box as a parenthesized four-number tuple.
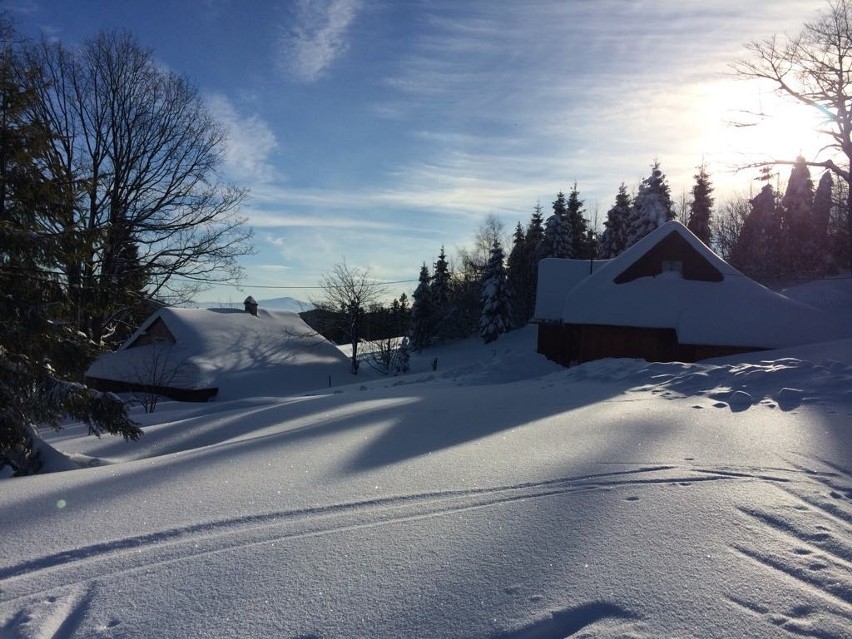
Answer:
(0, 25, 140, 475)
(506, 222, 529, 327)
(828, 178, 852, 273)
(390, 292, 412, 336)
(430, 246, 451, 311)
(526, 202, 545, 252)
(542, 191, 573, 258)
(523, 203, 545, 318)
(598, 183, 632, 258)
(428, 245, 452, 340)
(687, 164, 714, 245)
(731, 171, 780, 282)
(779, 157, 816, 278)
(393, 337, 411, 375)
(627, 161, 674, 247)
(565, 183, 592, 258)
(479, 239, 511, 343)
(408, 263, 434, 350)
(812, 171, 833, 273)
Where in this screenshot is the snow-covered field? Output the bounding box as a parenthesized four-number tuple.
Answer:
(1, 282, 851, 638)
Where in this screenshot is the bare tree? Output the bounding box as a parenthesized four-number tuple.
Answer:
(130, 343, 191, 413)
(312, 260, 386, 374)
(457, 213, 508, 278)
(25, 31, 252, 343)
(733, 0, 852, 272)
(362, 337, 409, 376)
(712, 192, 752, 261)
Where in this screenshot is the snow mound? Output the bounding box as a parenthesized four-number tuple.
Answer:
(622, 352, 852, 411)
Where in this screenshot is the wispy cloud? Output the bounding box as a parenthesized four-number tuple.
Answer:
(198, 0, 232, 21)
(206, 94, 279, 182)
(0, 0, 38, 15)
(278, 0, 361, 82)
(249, 212, 398, 231)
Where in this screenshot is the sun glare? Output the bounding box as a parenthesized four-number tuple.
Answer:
(695, 80, 831, 183)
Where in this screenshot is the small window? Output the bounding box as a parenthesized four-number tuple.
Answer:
(661, 260, 682, 273)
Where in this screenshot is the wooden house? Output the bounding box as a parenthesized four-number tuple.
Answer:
(86, 305, 350, 402)
(534, 221, 846, 366)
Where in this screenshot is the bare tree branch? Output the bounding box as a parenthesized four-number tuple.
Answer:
(24, 31, 253, 342)
(311, 260, 387, 375)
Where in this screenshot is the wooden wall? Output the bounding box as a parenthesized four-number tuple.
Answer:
(537, 322, 763, 366)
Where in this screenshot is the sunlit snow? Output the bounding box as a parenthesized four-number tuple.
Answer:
(1, 279, 851, 638)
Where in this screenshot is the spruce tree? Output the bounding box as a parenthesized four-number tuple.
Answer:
(627, 161, 674, 248)
(428, 246, 452, 340)
(393, 337, 411, 374)
(598, 183, 632, 258)
(542, 191, 573, 258)
(687, 164, 714, 245)
(523, 203, 545, 317)
(479, 239, 511, 343)
(780, 157, 815, 278)
(526, 203, 545, 252)
(731, 171, 780, 283)
(408, 263, 434, 350)
(506, 222, 529, 327)
(430, 246, 451, 311)
(0, 25, 140, 475)
(812, 171, 833, 274)
(565, 183, 592, 258)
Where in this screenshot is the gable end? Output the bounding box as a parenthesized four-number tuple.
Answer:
(614, 230, 723, 284)
(127, 317, 176, 348)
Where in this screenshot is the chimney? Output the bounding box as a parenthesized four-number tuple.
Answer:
(243, 296, 258, 316)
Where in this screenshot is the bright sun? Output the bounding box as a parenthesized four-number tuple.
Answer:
(696, 79, 833, 183)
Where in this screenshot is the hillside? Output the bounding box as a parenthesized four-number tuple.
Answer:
(0, 281, 851, 638)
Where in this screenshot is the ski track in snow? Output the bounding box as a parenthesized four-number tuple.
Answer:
(5, 461, 852, 638)
(726, 455, 852, 639)
(0, 466, 755, 599)
(4, 324, 852, 638)
(494, 601, 643, 638)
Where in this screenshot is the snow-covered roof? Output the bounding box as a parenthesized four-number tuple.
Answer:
(86, 307, 350, 400)
(538, 221, 849, 349)
(534, 257, 610, 320)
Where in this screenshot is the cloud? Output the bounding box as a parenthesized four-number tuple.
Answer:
(278, 0, 361, 82)
(249, 211, 398, 231)
(206, 94, 279, 182)
(0, 0, 38, 15)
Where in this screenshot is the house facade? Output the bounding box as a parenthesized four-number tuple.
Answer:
(86, 305, 351, 402)
(534, 222, 845, 366)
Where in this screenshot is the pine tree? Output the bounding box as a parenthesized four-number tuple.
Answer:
(687, 164, 714, 245)
(523, 203, 545, 318)
(779, 157, 816, 278)
(731, 173, 780, 283)
(479, 239, 511, 343)
(565, 183, 592, 258)
(526, 202, 545, 252)
(408, 263, 434, 350)
(542, 191, 573, 258)
(390, 293, 411, 336)
(0, 25, 140, 475)
(812, 171, 833, 274)
(598, 183, 632, 258)
(430, 246, 451, 311)
(627, 161, 674, 247)
(506, 222, 529, 327)
(428, 245, 452, 340)
(393, 337, 411, 374)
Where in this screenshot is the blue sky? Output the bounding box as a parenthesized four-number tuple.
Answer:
(5, 0, 828, 303)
